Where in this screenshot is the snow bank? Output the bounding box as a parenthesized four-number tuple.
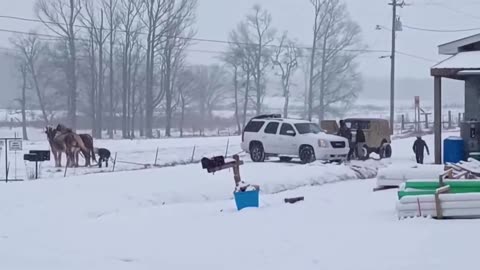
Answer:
(376, 164, 445, 187)
(0, 162, 364, 213)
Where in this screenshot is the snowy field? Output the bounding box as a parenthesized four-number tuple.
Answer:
(0, 127, 240, 180)
(1, 127, 476, 270)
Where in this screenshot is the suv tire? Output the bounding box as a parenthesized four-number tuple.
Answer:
(299, 145, 316, 164)
(384, 144, 392, 158)
(250, 142, 265, 162)
(279, 156, 293, 162)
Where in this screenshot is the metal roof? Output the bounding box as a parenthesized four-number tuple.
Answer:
(438, 33, 480, 55)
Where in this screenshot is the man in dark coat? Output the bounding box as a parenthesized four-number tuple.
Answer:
(413, 136, 430, 164)
(338, 120, 354, 160)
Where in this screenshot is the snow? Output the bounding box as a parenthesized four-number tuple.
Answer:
(3, 127, 480, 269)
(0, 127, 241, 180)
(377, 164, 445, 187)
(432, 51, 480, 69)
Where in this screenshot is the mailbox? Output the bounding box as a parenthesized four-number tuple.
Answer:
(29, 150, 50, 161)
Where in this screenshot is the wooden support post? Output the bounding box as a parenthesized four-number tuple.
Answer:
(425, 114, 429, 129)
(434, 76, 442, 164)
(232, 155, 242, 186)
(448, 110, 452, 129)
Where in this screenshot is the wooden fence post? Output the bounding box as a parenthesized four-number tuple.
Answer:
(112, 152, 118, 172)
(154, 147, 159, 166)
(401, 115, 405, 131)
(225, 139, 230, 158)
(191, 146, 196, 163)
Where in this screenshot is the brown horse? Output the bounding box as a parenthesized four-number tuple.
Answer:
(55, 124, 92, 167)
(55, 124, 96, 167)
(45, 126, 66, 167)
(79, 134, 97, 166)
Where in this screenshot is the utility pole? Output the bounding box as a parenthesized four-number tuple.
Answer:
(388, 0, 405, 135)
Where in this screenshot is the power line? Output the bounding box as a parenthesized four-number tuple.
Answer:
(0, 26, 437, 63)
(396, 51, 436, 63)
(422, 2, 480, 21)
(403, 24, 480, 33)
(0, 14, 390, 54)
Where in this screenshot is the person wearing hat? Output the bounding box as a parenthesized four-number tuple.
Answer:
(413, 135, 429, 164)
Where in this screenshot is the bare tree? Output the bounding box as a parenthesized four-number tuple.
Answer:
(77, 32, 98, 136)
(299, 53, 311, 119)
(175, 67, 195, 137)
(223, 47, 243, 134)
(104, 0, 119, 138)
(190, 65, 228, 135)
(245, 5, 275, 115)
(228, 21, 256, 128)
(13, 57, 30, 140)
(118, 0, 140, 138)
(160, 0, 197, 137)
(80, 0, 112, 138)
(129, 39, 146, 138)
(272, 32, 301, 118)
(308, 0, 330, 121)
(314, 0, 363, 121)
(35, 0, 82, 129)
(10, 34, 50, 126)
(136, 0, 171, 138)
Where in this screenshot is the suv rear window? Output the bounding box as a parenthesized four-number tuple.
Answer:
(264, 122, 279, 134)
(244, 121, 265, 132)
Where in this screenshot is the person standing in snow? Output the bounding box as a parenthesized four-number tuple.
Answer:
(413, 136, 430, 164)
(338, 120, 354, 161)
(355, 128, 366, 159)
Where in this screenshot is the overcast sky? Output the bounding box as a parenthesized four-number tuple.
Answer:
(1, 0, 480, 81)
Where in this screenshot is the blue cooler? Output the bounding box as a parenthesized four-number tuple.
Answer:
(443, 136, 464, 164)
(234, 190, 259, 210)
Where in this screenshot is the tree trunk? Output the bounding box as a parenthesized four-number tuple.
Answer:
(242, 69, 251, 128)
(29, 63, 49, 125)
(89, 38, 97, 136)
(165, 57, 172, 137)
(255, 36, 263, 115)
(68, 37, 77, 130)
(145, 30, 154, 138)
(96, 11, 105, 139)
(308, 21, 319, 122)
(122, 42, 129, 138)
(318, 35, 328, 122)
(284, 92, 289, 119)
(233, 65, 241, 134)
(180, 97, 185, 138)
(21, 67, 28, 141)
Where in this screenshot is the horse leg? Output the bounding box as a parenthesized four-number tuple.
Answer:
(74, 149, 80, 167)
(57, 152, 62, 167)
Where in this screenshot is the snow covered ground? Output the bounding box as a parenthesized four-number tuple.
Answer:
(1, 127, 476, 270)
(0, 127, 240, 180)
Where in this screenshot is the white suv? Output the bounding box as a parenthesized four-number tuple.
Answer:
(241, 115, 349, 163)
